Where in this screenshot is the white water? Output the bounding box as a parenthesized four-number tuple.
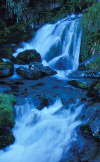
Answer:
(0, 15, 83, 162)
(0, 99, 83, 162)
(13, 14, 82, 79)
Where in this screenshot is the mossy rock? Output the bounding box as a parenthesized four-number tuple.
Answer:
(68, 80, 89, 89)
(0, 93, 16, 149)
(15, 50, 41, 64)
(0, 61, 14, 78)
(0, 93, 16, 127)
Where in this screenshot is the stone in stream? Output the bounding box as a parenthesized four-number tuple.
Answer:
(68, 80, 89, 89)
(16, 62, 57, 80)
(14, 49, 41, 64)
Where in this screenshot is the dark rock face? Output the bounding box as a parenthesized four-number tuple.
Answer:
(0, 61, 14, 78)
(16, 62, 56, 80)
(0, 127, 15, 149)
(15, 50, 41, 64)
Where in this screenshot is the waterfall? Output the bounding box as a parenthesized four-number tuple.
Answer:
(0, 14, 83, 162)
(13, 14, 82, 78)
(0, 99, 83, 162)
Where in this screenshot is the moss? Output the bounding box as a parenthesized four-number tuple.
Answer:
(0, 93, 16, 127)
(0, 93, 16, 149)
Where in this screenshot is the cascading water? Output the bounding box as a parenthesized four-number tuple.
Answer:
(0, 99, 83, 162)
(0, 14, 84, 162)
(13, 14, 82, 79)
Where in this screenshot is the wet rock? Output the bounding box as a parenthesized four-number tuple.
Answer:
(15, 50, 41, 64)
(16, 62, 56, 80)
(32, 94, 54, 110)
(0, 61, 14, 78)
(68, 80, 88, 89)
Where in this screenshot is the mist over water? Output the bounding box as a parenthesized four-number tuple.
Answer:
(0, 99, 83, 162)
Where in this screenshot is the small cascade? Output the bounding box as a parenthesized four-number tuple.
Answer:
(13, 14, 82, 79)
(0, 99, 83, 162)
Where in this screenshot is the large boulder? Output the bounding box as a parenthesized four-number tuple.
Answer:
(16, 62, 56, 80)
(0, 61, 14, 78)
(15, 50, 41, 64)
(0, 93, 16, 149)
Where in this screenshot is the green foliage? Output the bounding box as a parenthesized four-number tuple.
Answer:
(80, 2, 100, 62)
(0, 21, 32, 45)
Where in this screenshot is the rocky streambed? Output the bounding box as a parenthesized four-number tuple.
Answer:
(0, 49, 100, 161)
(0, 72, 100, 161)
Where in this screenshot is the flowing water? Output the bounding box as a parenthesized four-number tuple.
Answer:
(13, 14, 82, 79)
(0, 99, 83, 162)
(0, 15, 83, 162)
